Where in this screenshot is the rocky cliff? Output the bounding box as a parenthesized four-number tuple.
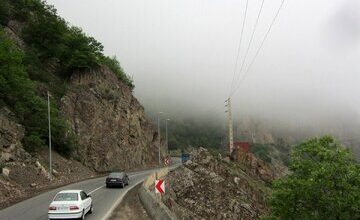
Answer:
(61, 67, 158, 172)
(163, 148, 272, 220)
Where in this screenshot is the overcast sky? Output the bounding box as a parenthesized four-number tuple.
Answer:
(46, 0, 360, 127)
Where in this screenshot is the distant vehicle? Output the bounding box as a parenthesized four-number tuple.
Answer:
(181, 153, 190, 163)
(106, 172, 129, 188)
(48, 190, 93, 220)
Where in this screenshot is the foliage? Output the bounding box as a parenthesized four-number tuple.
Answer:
(168, 118, 225, 151)
(0, 0, 10, 25)
(101, 56, 134, 89)
(268, 136, 360, 220)
(0, 29, 75, 156)
(23, 133, 44, 152)
(15, 0, 133, 87)
(251, 143, 272, 163)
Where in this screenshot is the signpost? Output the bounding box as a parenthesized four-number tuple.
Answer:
(155, 179, 165, 194)
(164, 157, 171, 166)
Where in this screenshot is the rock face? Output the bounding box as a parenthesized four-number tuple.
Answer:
(61, 67, 158, 172)
(0, 108, 28, 164)
(164, 148, 271, 220)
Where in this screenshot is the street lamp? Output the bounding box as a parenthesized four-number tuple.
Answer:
(47, 92, 52, 181)
(157, 112, 163, 165)
(165, 119, 170, 155)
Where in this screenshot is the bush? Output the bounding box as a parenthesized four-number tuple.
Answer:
(268, 136, 360, 220)
(251, 143, 272, 163)
(23, 133, 45, 152)
(0, 0, 10, 25)
(101, 56, 134, 90)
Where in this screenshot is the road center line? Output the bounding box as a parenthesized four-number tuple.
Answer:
(88, 184, 105, 195)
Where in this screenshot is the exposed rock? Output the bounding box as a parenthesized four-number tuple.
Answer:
(52, 169, 59, 176)
(30, 183, 37, 188)
(234, 177, 241, 184)
(164, 148, 271, 220)
(1, 152, 13, 162)
(61, 67, 158, 172)
(2, 167, 10, 177)
(3, 20, 26, 49)
(184, 160, 192, 166)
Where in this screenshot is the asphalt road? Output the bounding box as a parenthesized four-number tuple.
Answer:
(0, 159, 181, 220)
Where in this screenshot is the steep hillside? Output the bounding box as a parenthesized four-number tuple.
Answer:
(0, 0, 158, 207)
(61, 67, 157, 171)
(163, 148, 274, 219)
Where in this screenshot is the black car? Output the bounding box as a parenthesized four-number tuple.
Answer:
(106, 172, 129, 188)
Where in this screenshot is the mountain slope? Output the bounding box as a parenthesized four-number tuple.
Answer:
(0, 0, 158, 208)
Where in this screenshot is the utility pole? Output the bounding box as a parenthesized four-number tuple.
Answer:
(47, 92, 52, 181)
(225, 98, 234, 155)
(157, 112, 163, 165)
(252, 131, 256, 143)
(165, 119, 170, 155)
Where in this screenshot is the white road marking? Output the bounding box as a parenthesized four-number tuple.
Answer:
(88, 184, 105, 195)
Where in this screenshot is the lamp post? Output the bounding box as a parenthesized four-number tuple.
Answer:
(47, 92, 52, 181)
(165, 118, 170, 155)
(157, 112, 163, 165)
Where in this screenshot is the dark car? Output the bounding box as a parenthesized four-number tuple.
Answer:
(106, 172, 129, 188)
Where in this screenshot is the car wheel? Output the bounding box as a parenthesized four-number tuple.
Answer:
(89, 203, 93, 214)
(106, 184, 109, 188)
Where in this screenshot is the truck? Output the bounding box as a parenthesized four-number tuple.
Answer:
(181, 153, 190, 163)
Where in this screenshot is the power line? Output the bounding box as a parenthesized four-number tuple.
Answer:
(230, 0, 286, 97)
(229, 0, 249, 96)
(231, 0, 265, 95)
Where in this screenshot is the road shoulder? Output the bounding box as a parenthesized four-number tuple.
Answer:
(108, 183, 150, 220)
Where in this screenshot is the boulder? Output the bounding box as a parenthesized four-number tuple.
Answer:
(2, 167, 10, 178)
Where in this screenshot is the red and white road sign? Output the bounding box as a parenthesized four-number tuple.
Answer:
(155, 179, 165, 194)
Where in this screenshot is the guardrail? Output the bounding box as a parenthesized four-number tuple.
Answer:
(139, 167, 177, 220)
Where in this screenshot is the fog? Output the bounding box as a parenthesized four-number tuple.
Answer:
(46, 0, 360, 141)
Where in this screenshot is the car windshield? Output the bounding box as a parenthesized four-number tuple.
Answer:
(109, 172, 124, 178)
(54, 193, 78, 201)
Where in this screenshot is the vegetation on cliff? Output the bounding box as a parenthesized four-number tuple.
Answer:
(268, 136, 360, 220)
(0, 0, 134, 156)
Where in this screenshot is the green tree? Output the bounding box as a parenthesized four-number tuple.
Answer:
(268, 136, 360, 220)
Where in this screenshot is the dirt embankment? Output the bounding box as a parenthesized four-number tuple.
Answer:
(162, 148, 275, 220)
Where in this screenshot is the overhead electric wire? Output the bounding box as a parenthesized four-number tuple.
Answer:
(230, 0, 286, 97)
(229, 0, 249, 96)
(230, 0, 265, 95)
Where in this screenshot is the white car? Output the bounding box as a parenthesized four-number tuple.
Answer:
(48, 190, 93, 220)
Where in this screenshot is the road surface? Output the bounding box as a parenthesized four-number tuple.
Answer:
(0, 159, 180, 220)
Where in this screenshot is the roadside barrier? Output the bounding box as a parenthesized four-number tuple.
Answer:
(139, 167, 177, 220)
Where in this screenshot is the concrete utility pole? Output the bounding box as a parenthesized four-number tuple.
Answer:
(225, 98, 234, 155)
(252, 131, 256, 143)
(165, 118, 170, 155)
(47, 92, 52, 181)
(157, 112, 163, 165)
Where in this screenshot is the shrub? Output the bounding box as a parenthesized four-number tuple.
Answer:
(0, 0, 10, 25)
(101, 56, 134, 90)
(268, 136, 360, 220)
(23, 133, 45, 152)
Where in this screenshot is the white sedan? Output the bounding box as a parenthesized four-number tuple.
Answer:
(48, 190, 93, 220)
